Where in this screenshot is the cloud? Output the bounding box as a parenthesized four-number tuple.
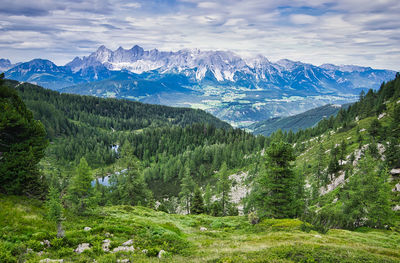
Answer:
(290, 14, 318, 24)
(0, 0, 398, 70)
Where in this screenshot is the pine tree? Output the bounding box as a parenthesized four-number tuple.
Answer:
(190, 187, 205, 214)
(217, 162, 231, 216)
(252, 141, 297, 219)
(65, 157, 96, 215)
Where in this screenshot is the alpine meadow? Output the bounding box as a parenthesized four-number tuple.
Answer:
(1, 1, 400, 262)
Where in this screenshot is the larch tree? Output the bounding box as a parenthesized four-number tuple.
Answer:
(217, 162, 231, 216)
(65, 157, 96, 215)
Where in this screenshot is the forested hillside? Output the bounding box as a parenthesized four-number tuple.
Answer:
(250, 104, 347, 136)
(5, 79, 267, 201)
(266, 73, 400, 230)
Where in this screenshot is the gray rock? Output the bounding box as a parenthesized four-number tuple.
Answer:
(391, 168, 400, 175)
(84, 227, 92, 231)
(122, 239, 133, 246)
(112, 246, 134, 253)
(75, 243, 91, 254)
(158, 249, 167, 258)
(39, 259, 64, 263)
(116, 260, 130, 263)
(199, 227, 207, 231)
(102, 239, 111, 252)
(41, 240, 51, 248)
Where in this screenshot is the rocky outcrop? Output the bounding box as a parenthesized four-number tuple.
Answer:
(111, 240, 135, 253)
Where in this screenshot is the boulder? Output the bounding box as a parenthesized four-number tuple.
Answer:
(75, 243, 91, 254)
(199, 227, 207, 231)
(102, 239, 111, 252)
(158, 249, 167, 258)
(84, 227, 92, 231)
(390, 168, 400, 175)
(116, 260, 130, 263)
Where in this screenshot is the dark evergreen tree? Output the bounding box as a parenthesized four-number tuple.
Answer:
(190, 187, 205, 214)
(0, 74, 48, 196)
(327, 144, 340, 176)
(368, 119, 382, 138)
(385, 137, 400, 168)
(252, 141, 297, 219)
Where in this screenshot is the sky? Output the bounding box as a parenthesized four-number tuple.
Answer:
(0, 0, 399, 70)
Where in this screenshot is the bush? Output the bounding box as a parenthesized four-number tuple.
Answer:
(0, 241, 16, 263)
(26, 240, 44, 252)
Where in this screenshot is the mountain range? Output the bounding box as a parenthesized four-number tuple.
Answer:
(2, 45, 396, 127)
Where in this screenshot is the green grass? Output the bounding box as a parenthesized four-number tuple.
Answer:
(1, 195, 400, 262)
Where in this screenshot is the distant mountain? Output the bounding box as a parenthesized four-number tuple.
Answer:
(250, 104, 349, 136)
(0, 58, 19, 72)
(3, 45, 396, 126)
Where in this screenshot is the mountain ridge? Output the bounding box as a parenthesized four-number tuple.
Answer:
(2, 45, 396, 126)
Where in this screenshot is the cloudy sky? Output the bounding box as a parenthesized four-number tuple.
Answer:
(0, 0, 399, 70)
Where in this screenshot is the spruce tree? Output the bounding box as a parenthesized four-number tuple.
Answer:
(190, 187, 205, 214)
(0, 74, 48, 196)
(253, 141, 297, 219)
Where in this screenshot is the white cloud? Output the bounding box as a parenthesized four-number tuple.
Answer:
(0, 0, 398, 70)
(290, 14, 318, 24)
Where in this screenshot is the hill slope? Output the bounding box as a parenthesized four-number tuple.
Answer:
(1, 194, 399, 262)
(250, 104, 346, 136)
